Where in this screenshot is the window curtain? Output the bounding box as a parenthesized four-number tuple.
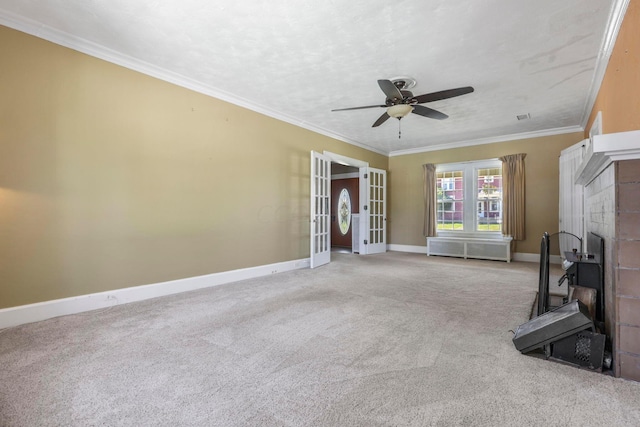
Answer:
(499, 153, 527, 241)
(422, 163, 437, 237)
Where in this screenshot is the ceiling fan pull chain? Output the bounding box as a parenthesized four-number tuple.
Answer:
(398, 118, 402, 139)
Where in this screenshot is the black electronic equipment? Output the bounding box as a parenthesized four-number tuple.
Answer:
(513, 300, 594, 354)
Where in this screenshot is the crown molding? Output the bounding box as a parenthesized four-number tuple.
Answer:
(388, 126, 584, 157)
(579, 0, 630, 128)
(0, 9, 388, 157)
(1, 4, 624, 160)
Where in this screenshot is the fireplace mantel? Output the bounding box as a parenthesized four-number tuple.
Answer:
(575, 129, 640, 185)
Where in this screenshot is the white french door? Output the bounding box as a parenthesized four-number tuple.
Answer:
(310, 151, 331, 268)
(559, 140, 585, 255)
(359, 167, 387, 254)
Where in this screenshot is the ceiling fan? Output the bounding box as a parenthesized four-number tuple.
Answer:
(331, 78, 474, 137)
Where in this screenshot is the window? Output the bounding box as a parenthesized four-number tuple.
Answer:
(436, 160, 503, 235)
(436, 170, 464, 230)
(337, 188, 352, 235)
(476, 166, 503, 232)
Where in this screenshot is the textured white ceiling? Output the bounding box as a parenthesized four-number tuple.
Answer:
(0, 0, 624, 155)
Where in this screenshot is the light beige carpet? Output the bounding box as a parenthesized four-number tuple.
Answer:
(1, 252, 639, 426)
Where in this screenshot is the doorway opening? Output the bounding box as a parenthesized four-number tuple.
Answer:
(310, 151, 387, 268)
(331, 163, 359, 253)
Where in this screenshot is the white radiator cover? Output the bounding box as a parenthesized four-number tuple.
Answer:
(427, 236, 513, 262)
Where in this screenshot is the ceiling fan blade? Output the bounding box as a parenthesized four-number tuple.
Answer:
(378, 79, 403, 101)
(331, 104, 385, 111)
(372, 112, 391, 127)
(414, 86, 474, 104)
(412, 105, 448, 120)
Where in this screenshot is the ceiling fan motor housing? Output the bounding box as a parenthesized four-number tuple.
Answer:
(386, 90, 415, 106)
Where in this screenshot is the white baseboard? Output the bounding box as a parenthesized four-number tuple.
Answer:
(0, 258, 311, 330)
(388, 244, 561, 265)
(387, 244, 428, 254)
(513, 252, 562, 265)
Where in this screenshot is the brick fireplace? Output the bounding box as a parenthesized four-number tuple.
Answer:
(583, 132, 640, 381)
(614, 160, 640, 381)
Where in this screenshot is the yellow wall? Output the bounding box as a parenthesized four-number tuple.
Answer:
(387, 133, 584, 254)
(0, 26, 387, 308)
(585, 0, 640, 135)
(6, 2, 634, 310)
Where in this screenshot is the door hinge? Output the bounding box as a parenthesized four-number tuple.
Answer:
(363, 173, 368, 179)
(364, 240, 368, 245)
(363, 205, 368, 211)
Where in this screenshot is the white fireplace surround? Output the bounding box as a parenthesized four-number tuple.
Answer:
(575, 129, 640, 185)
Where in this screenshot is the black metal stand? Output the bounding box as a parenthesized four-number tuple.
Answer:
(519, 232, 609, 372)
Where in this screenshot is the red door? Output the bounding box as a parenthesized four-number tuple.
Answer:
(331, 178, 359, 248)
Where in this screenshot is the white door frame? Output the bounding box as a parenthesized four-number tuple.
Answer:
(321, 151, 386, 257)
(323, 152, 369, 170)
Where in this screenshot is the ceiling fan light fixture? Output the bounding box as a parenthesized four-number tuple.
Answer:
(387, 104, 413, 118)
